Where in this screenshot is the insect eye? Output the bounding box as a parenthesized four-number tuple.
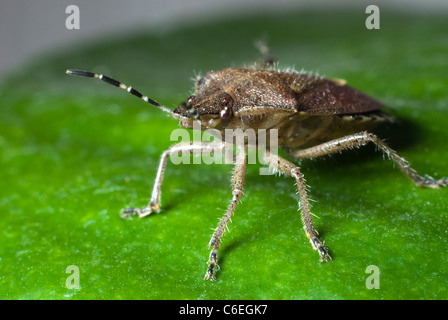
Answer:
(219, 94, 233, 120)
(185, 95, 195, 109)
(221, 96, 230, 106)
(188, 107, 199, 119)
(220, 106, 232, 119)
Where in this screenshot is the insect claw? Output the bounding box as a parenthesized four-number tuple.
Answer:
(319, 251, 332, 262)
(310, 236, 332, 262)
(421, 176, 448, 189)
(204, 273, 217, 281)
(121, 208, 138, 219)
(121, 206, 153, 219)
(204, 248, 219, 280)
(317, 242, 332, 262)
(437, 177, 448, 187)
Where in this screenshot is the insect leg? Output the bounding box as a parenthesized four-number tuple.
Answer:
(204, 146, 246, 281)
(122, 141, 226, 218)
(264, 150, 332, 262)
(289, 131, 448, 189)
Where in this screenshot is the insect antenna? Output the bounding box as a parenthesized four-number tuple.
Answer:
(66, 69, 173, 115)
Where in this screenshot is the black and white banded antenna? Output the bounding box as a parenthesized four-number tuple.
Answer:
(66, 69, 174, 115)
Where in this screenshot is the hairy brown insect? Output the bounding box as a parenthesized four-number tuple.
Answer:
(66, 46, 447, 281)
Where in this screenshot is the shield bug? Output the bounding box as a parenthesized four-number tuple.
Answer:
(66, 46, 447, 281)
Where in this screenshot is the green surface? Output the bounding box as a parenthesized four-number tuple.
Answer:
(1, 9, 447, 300)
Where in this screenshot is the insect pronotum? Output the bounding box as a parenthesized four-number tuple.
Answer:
(66, 46, 447, 281)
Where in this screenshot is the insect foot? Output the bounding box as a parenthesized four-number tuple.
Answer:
(204, 248, 218, 281)
(310, 236, 332, 262)
(419, 177, 448, 189)
(121, 206, 154, 219)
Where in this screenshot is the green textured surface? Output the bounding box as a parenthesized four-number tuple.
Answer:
(1, 9, 447, 300)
